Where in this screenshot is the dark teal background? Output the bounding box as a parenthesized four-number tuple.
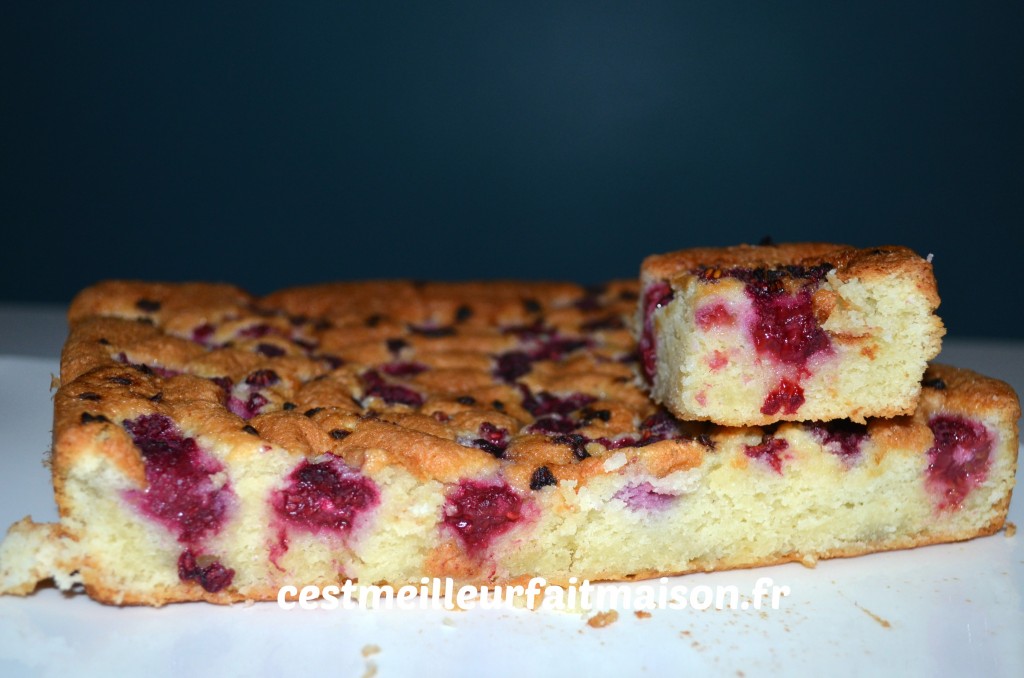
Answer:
(2, 2, 1022, 337)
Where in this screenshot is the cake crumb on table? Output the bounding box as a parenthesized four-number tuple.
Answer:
(1005, 521, 1017, 537)
(362, 644, 381, 657)
(586, 610, 619, 628)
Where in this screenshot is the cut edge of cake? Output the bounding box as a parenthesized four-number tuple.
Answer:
(638, 242, 945, 426)
(1, 360, 1015, 606)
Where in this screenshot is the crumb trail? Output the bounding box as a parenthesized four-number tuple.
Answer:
(855, 603, 891, 629)
(587, 610, 619, 628)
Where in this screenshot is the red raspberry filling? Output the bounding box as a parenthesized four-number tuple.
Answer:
(226, 391, 268, 420)
(474, 422, 511, 457)
(639, 281, 674, 382)
(521, 387, 597, 435)
(695, 303, 735, 330)
(744, 436, 789, 474)
(123, 414, 236, 591)
(747, 287, 830, 367)
(808, 420, 868, 464)
(122, 414, 233, 545)
(273, 457, 379, 534)
(697, 265, 833, 415)
(926, 415, 994, 510)
(614, 482, 677, 511)
(360, 369, 424, 407)
(761, 379, 806, 416)
(178, 550, 234, 593)
(443, 481, 524, 555)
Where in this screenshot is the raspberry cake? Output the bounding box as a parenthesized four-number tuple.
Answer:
(0, 280, 1016, 606)
(639, 243, 945, 426)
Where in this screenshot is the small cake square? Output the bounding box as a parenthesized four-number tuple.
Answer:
(638, 243, 945, 426)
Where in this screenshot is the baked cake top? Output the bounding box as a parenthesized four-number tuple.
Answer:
(640, 242, 940, 306)
(54, 280, 1014, 502)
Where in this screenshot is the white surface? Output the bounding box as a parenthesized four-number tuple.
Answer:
(0, 355, 1022, 678)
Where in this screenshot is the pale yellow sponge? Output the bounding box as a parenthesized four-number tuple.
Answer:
(638, 243, 945, 426)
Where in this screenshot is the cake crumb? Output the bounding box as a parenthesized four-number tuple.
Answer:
(442, 617, 457, 627)
(602, 452, 628, 472)
(634, 610, 652, 619)
(1005, 522, 1016, 537)
(855, 603, 891, 629)
(586, 610, 619, 628)
(361, 661, 377, 678)
(362, 645, 381, 658)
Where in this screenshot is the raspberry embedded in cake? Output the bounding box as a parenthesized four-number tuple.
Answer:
(492, 328, 591, 385)
(192, 323, 217, 346)
(744, 436, 788, 474)
(614, 482, 677, 511)
(245, 369, 280, 387)
(519, 386, 596, 418)
(475, 422, 510, 456)
(695, 302, 734, 331)
(592, 407, 712, 451)
(694, 265, 832, 417)
(360, 370, 424, 407)
(808, 420, 868, 464)
(638, 243, 944, 426)
(239, 323, 273, 339)
(178, 550, 234, 593)
(761, 379, 806, 416)
(735, 265, 832, 367)
(122, 414, 234, 545)
(381, 361, 428, 377)
(926, 415, 994, 510)
(272, 457, 380, 535)
(226, 390, 269, 420)
(551, 433, 590, 460)
(639, 281, 674, 382)
(521, 388, 597, 435)
(443, 481, 524, 555)
(494, 351, 533, 383)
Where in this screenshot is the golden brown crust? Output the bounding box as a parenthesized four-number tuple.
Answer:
(49, 279, 1013, 495)
(337, 419, 501, 482)
(641, 242, 940, 307)
(68, 281, 254, 326)
(642, 242, 843, 279)
(52, 280, 652, 490)
(920, 364, 1022, 422)
(262, 280, 591, 327)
